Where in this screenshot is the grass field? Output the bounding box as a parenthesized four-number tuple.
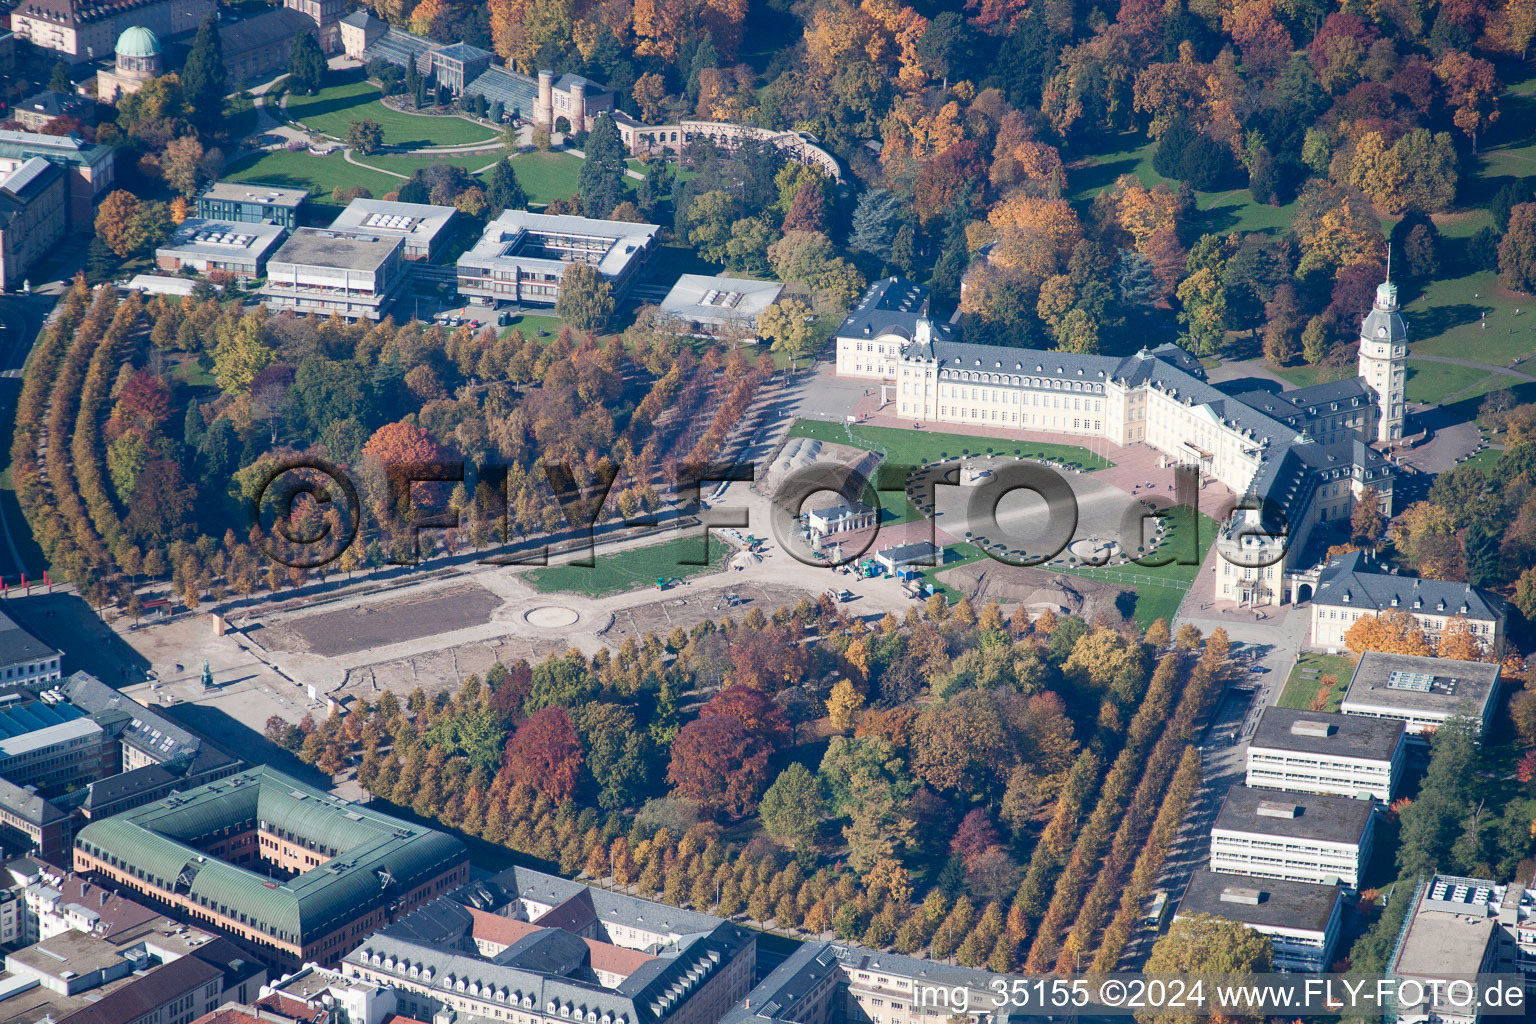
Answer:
(1404, 360, 1502, 405)
(285, 78, 496, 147)
(224, 149, 400, 206)
(785, 420, 1114, 470)
(1278, 651, 1357, 712)
(1269, 363, 1356, 389)
(352, 153, 498, 180)
(521, 536, 726, 596)
(1401, 271, 1536, 365)
(506, 151, 585, 205)
(502, 314, 564, 338)
(1066, 133, 1298, 236)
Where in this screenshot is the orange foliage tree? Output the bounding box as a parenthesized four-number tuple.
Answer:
(1343, 609, 1434, 656)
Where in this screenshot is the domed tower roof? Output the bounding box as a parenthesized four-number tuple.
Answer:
(115, 26, 162, 58)
(1360, 267, 1407, 345)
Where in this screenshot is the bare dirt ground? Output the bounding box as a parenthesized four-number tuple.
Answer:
(254, 581, 503, 657)
(602, 581, 821, 643)
(937, 561, 1133, 622)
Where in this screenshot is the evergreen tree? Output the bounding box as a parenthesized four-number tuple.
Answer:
(288, 32, 326, 96)
(687, 34, 719, 101)
(486, 158, 528, 214)
(577, 113, 627, 219)
(849, 189, 901, 262)
(405, 61, 423, 109)
(49, 61, 70, 94)
(84, 237, 117, 284)
(182, 15, 227, 133)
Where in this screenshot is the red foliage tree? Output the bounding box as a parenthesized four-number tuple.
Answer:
(950, 807, 1003, 869)
(503, 706, 584, 801)
(913, 139, 985, 226)
(1518, 750, 1536, 784)
(783, 181, 827, 233)
(667, 714, 774, 818)
(701, 683, 790, 745)
(362, 420, 445, 465)
(105, 370, 172, 441)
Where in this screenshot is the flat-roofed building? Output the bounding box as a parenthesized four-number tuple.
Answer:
(1175, 869, 1344, 972)
(1388, 875, 1505, 1024)
(256, 963, 396, 1024)
(1210, 785, 1375, 888)
(457, 210, 659, 307)
(155, 218, 287, 280)
(198, 182, 308, 228)
(1246, 707, 1406, 802)
(1341, 651, 1501, 741)
(328, 198, 458, 261)
(261, 228, 406, 321)
(658, 274, 783, 341)
(72, 766, 468, 970)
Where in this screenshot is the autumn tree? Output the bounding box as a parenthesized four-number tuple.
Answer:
(1142, 915, 1272, 1021)
(1343, 610, 1434, 657)
(347, 119, 384, 154)
(362, 420, 444, 465)
(668, 714, 774, 818)
(987, 195, 1082, 279)
(1351, 487, 1385, 546)
(504, 706, 584, 801)
(1435, 51, 1501, 152)
(1499, 204, 1536, 292)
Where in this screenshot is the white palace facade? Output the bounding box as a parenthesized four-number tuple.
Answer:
(834, 276, 1406, 607)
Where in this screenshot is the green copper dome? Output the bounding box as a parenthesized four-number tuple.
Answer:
(115, 26, 161, 58)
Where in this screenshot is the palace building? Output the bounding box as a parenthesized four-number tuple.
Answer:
(835, 275, 1407, 607)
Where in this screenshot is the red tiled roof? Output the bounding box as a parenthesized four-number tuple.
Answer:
(468, 907, 541, 947)
(583, 939, 656, 978)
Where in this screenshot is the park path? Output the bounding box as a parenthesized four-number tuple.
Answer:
(1409, 353, 1536, 383)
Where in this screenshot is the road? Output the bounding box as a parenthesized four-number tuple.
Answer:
(0, 292, 53, 583)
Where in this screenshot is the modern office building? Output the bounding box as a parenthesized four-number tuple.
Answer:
(342, 864, 755, 1024)
(1209, 785, 1375, 888)
(1304, 550, 1506, 655)
(72, 767, 469, 969)
(1245, 707, 1407, 802)
(837, 277, 1404, 608)
(1341, 651, 1501, 740)
(658, 274, 783, 341)
(328, 198, 458, 261)
(0, 129, 115, 231)
(0, 671, 237, 859)
(457, 210, 659, 307)
(260, 228, 406, 320)
(155, 218, 288, 280)
(1175, 869, 1345, 972)
(198, 182, 308, 228)
(0, 608, 61, 684)
(1387, 875, 1516, 1022)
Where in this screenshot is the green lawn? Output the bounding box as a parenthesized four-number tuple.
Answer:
(1401, 270, 1536, 366)
(285, 78, 497, 147)
(521, 536, 726, 596)
(502, 314, 564, 339)
(1278, 651, 1357, 712)
(223, 149, 400, 208)
(1269, 363, 1356, 389)
(1066, 133, 1297, 236)
(784, 420, 1114, 471)
(352, 153, 500, 181)
(509, 151, 587, 205)
(1404, 359, 1503, 405)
